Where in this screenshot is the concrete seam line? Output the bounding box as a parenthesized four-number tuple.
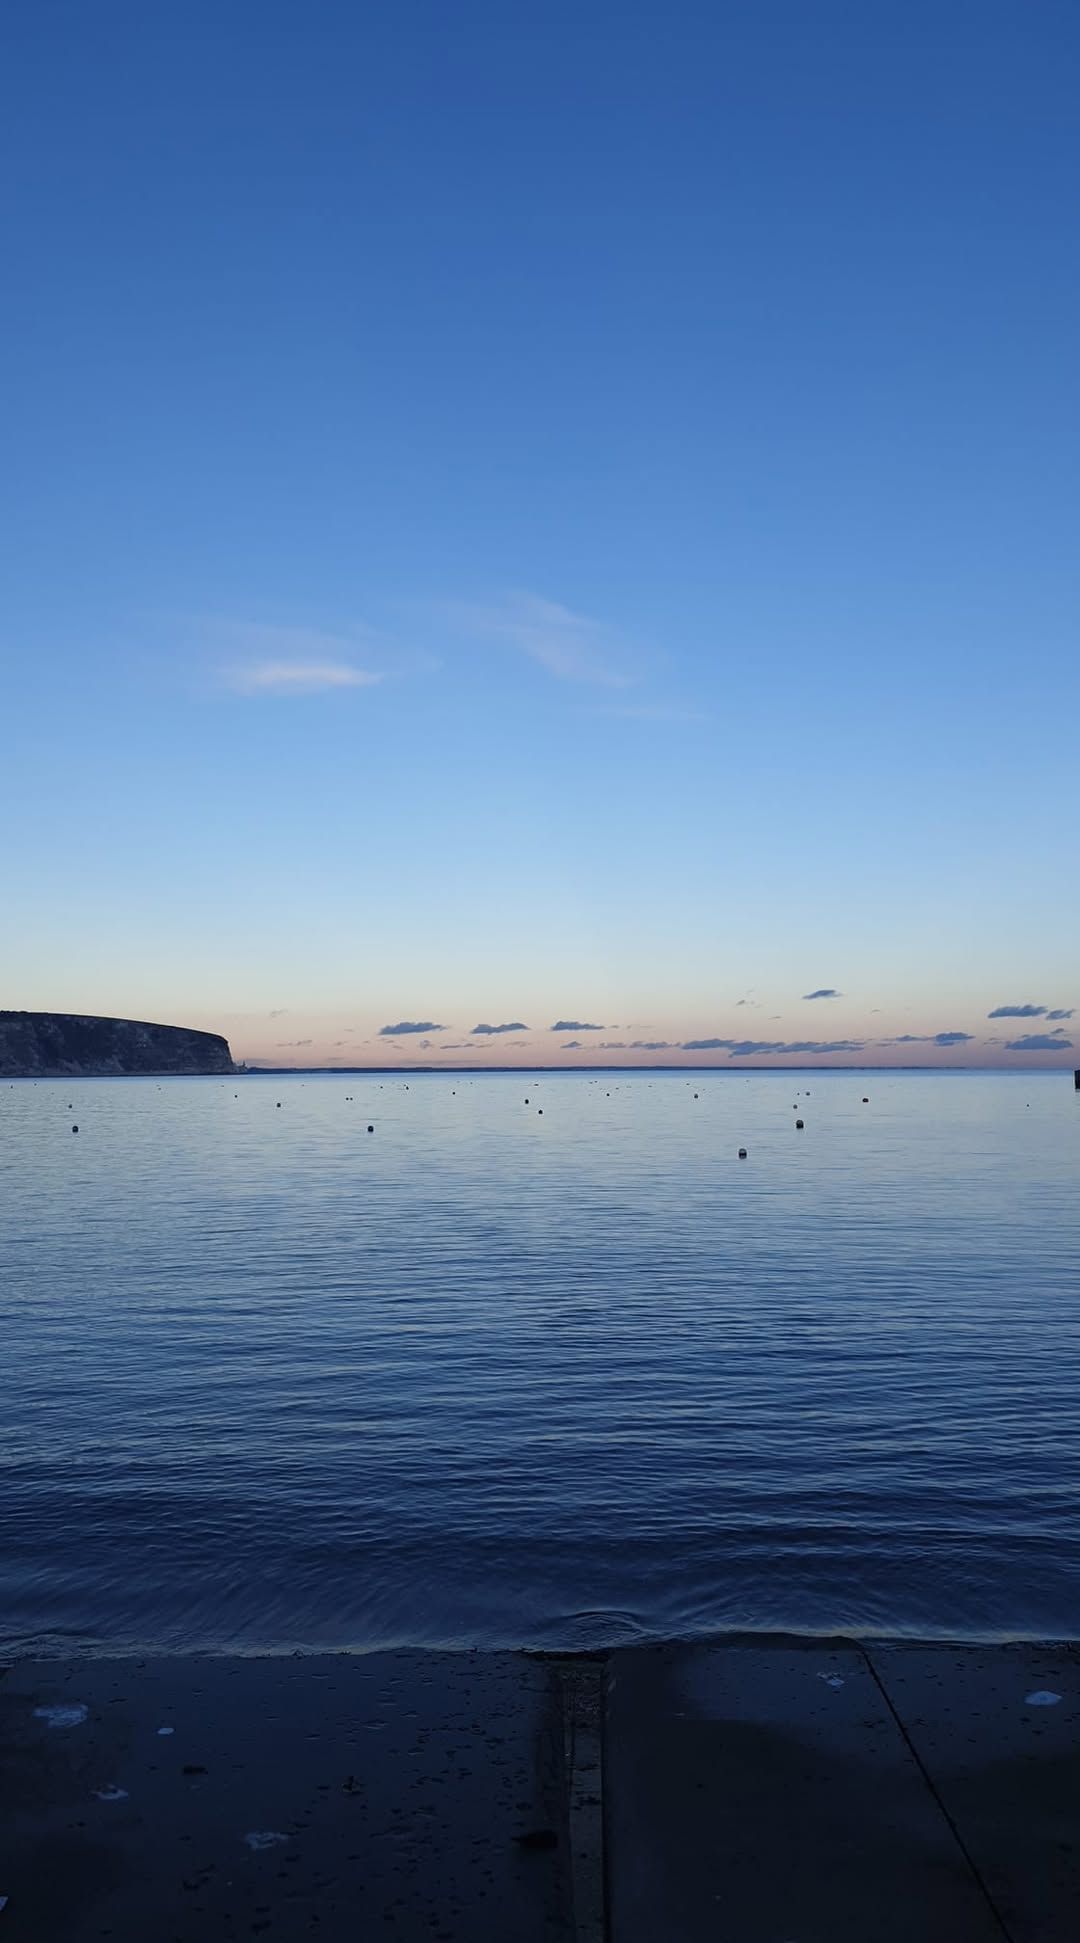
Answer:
(555, 1659, 606, 1943)
(860, 1645, 1016, 1943)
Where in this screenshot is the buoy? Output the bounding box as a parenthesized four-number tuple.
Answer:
(862, 1097, 869, 1103)
(795, 1118, 804, 1129)
(538, 1108, 543, 1115)
(72, 1125, 79, 1133)
(276, 1102, 281, 1108)
(738, 1147, 747, 1158)
(367, 1124, 374, 1133)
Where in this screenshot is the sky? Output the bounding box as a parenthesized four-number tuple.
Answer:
(2, 0, 1077, 1070)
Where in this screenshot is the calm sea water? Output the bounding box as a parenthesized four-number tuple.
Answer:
(3, 1070, 1079, 1655)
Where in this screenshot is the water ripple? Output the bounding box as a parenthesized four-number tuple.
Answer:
(2, 1069, 1078, 1653)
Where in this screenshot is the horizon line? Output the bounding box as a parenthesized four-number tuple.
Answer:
(238, 1061, 1076, 1076)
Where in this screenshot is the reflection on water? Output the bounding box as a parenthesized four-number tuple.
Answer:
(3, 1069, 1079, 1654)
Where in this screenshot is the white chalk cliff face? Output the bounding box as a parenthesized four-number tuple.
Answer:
(0, 1012, 235, 1077)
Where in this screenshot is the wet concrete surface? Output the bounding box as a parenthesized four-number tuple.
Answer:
(606, 1638, 1004, 1941)
(873, 1643, 1080, 1943)
(3, 1639, 1078, 1940)
(0, 1652, 574, 1941)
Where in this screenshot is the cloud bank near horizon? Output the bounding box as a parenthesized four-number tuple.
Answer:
(1005, 1032, 1074, 1052)
(378, 1020, 445, 1036)
(887, 1031, 975, 1047)
(680, 1037, 866, 1056)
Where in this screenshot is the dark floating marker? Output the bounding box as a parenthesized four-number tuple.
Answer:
(367, 1124, 374, 1133)
(72, 1125, 79, 1133)
(538, 1108, 543, 1115)
(276, 1101, 281, 1108)
(795, 1118, 804, 1129)
(738, 1147, 747, 1159)
(862, 1097, 869, 1103)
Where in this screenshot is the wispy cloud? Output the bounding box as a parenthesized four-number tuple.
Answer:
(988, 1003, 1046, 1019)
(551, 1020, 604, 1032)
(1005, 1032, 1074, 1052)
(1047, 1008, 1074, 1021)
(561, 1039, 583, 1049)
(202, 619, 385, 696)
(268, 1008, 288, 1018)
(379, 1020, 444, 1036)
(471, 1021, 528, 1035)
(440, 592, 637, 686)
(802, 988, 841, 1001)
(276, 1039, 312, 1047)
(225, 660, 381, 695)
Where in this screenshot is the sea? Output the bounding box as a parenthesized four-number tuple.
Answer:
(3, 1069, 1079, 1656)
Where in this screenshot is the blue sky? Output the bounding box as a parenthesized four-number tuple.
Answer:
(3, 0, 1077, 1067)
